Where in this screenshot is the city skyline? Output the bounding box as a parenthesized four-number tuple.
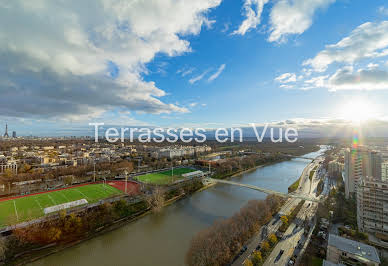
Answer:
(1, 1, 388, 136)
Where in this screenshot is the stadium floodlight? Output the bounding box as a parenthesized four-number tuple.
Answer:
(93, 161, 96, 182)
(124, 170, 129, 194)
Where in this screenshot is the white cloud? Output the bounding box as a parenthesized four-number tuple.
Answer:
(268, 0, 336, 42)
(303, 21, 388, 72)
(367, 63, 379, 69)
(221, 22, 231, 33)
(189, 102, 198, 107)
(279, 84, 294, 89)
(232, 0, 269, 35)
(275, 73, 297, 83)
(189, 70, 210, 84)
(378, 6, 388, 16)
(328, 66, 388, 91)
(177, 67, 195, 77)
(0, 0, 222, 120)
(208, 64, 226, 82)
(305, 75, 329, 88)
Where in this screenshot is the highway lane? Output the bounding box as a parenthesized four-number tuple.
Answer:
(231, 198, 299, 266)
(262, 158, 323, 266)
(232, 158, 322, 266)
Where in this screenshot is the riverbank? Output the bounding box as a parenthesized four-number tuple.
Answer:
(5, 180, 203, 265)
(11, 160, 286, 265)
(12, 206, 151, 265)
(24, 146, 325, 266)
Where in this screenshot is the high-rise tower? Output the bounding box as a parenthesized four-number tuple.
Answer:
(3, 124, 9, 138)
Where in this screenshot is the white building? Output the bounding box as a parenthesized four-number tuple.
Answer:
(381, 161, 388, 182)
(357, 176, 388, 238)
(345, 147, 372, 198)
(327, 234, 380, 265)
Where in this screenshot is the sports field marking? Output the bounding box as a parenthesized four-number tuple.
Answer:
(59, 191, 70, 202)
(75, 188, 90, 200)
(13, 200, 19, 221)
(0, 184, 124, 227)
(95, 188, 108, 198)
(34, 197, 43, 210)
(47, 194, 57, 205)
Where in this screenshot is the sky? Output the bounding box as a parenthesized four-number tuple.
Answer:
(1, 0, 388, 136)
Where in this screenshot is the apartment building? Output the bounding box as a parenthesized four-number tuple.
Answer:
(345, 147, 371, 198)
(327, 234, 380, 266)
(357, 176, 388, 238)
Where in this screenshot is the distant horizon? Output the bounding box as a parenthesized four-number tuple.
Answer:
(1, 1, 388, 135)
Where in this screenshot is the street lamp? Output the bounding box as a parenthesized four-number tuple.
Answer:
(93, 161, 96, 182)
(124, 170, 128, 194)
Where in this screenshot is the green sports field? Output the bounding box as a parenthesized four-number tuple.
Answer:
(0, 183, 122, 228)
(135, 168, 197, 185)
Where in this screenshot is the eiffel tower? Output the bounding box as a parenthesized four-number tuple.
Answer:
(3, 124, 9, 138)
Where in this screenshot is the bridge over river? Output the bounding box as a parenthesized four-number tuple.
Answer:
(204, 178, 320, 202)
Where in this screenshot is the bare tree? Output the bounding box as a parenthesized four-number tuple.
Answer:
(146, 186, 165, 213)
(0, 236, 6, 262)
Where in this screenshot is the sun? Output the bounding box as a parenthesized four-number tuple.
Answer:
(339, 99, 379, 124)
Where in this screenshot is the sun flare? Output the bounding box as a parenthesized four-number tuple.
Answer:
(340, 99, 378, 123)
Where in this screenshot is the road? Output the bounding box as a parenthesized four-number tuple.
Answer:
(232, 158, 323, 266)
(262, 158, 323, 266)
(231, 198, 300, 266)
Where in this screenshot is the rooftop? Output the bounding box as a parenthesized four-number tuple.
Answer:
(328, 234, 380, 264)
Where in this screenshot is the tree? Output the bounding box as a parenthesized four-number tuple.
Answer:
(251, 251, 262, 265)
(186, 196, 282, 266)
(244, 259, 253, 266)
(2, 169, 14, 180)
(261, 241, 270, 253)
(268, 233, 278, 246)
(20, 164, 32, 173)
(280, 215, 288, 226)
(147, 187, 165, 213)
(0, 236, 6, 262)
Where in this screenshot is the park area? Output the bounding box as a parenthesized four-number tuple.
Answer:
(134, 167, 197, 185)
(0, 183, 125, 228)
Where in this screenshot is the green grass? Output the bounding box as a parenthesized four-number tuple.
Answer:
(311, 256, 323, 266)
(135, 167, 196, 185)
(288, 176, 301, 193)
(309, 166, 318, 181)
(0, 184, 122, 228)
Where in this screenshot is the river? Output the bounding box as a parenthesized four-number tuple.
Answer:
(29, 147, 325, 266)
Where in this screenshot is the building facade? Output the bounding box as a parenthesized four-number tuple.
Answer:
(345, 147, 371, 198)
(327, 234, 380, 265)
(381, 161, 388, 182)
(357, 176, 388, 238)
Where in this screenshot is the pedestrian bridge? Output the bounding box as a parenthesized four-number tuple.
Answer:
(205, 178, 320, 202)
(283, 154, 316, 160)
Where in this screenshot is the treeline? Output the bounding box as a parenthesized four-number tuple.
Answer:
(212, 153, 286, 179)
(1, 178, 204, 264)
(185, 195, 285, 266)
(0, 160, 133, 185)
(2, 199, 147, 263)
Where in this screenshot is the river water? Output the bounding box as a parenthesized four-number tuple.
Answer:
(30, 148, 325, 266)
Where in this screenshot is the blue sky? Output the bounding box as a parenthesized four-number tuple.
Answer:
(1, 0, 388, 136)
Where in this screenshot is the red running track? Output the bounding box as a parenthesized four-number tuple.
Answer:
(107, 181, 140, 195)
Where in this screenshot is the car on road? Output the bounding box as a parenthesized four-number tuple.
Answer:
(274, 249, 284, 263)
(240, 245, 247, 254)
